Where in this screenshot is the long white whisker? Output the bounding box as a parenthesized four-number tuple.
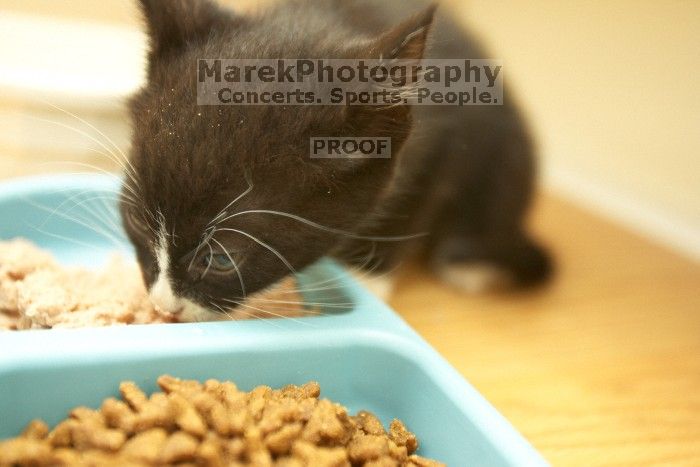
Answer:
(211, 238, 246, 298)
(40, 100, 140, 183)
(66, 196, 129, 246)
(93, 193, 134, 227)
(29, 120, 143, 219)
(80, 148, 142, 200)
(207, 170, 254, 228)
(201, 243, 215, 279)
(58, 156, 140, 199)
(75, 195, 128, 239)
(209, 302, 242, 323)
(187, 228, 216, 272)
(27, 225, 114, 255)
(64, 193, 128, 240)
(288, 266, 363, 292)
(23, 115, 128, 173)
(224, 300, 313, 326)
(244, 297, 352, 308)
(35, 188, 104, 230)
(303, 244, 384, 290)
(27, 199, 126, 248)
(32, 164, 141, 208)
(211, 301, 284, 328)
(217, 209, 426, 242)
(285, 259, 399, 296)
(216, 228, 296, 274)
(278, 283, 349, 295)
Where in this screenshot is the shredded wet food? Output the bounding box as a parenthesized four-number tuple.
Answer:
(0, 239, 305, 330)
(0, 376, 444, 466)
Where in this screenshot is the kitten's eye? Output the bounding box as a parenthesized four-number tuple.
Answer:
(204, 253, 235, 272)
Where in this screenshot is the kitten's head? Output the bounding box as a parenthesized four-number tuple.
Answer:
(121, 0, 435, 321)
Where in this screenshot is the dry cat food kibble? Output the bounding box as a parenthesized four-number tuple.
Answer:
(0, 376, 444, 467)
(0, 239, 306, 330)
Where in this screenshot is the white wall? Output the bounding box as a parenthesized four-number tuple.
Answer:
(458, 0, 700, 259)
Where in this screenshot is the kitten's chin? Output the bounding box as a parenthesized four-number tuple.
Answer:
(148, 293, 227, 323)
(160, 297, 259, 323)
(169, 300, 267, 323)
(153, 277, 306, 323)
(174, 300, 229, 323)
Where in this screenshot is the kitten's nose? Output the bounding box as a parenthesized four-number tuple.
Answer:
(149, 273, 182, 314)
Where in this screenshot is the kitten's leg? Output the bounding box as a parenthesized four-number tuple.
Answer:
(426, 129, 553, 293)
(430, 234, 551, 293)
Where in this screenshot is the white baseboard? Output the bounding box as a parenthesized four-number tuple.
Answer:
(544, 165, 700, 262)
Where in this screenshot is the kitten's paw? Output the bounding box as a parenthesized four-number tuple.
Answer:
(435, 262, 512, 294)
(430, 234, 553, 292)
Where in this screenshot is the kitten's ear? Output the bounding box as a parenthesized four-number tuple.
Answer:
(369, 3, 437, 62)
(342, 5, 437, 145)
(138, 0, 230, 63)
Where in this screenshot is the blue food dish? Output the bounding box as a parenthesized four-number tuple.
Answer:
(0, 174, 547, 466)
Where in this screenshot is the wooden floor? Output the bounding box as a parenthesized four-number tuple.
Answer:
(390, 193, 700, 466)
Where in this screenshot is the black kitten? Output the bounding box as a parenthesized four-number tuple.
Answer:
(122, 0, 552, 321)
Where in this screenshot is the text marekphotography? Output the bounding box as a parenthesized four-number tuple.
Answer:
(197, 59, 503, 106)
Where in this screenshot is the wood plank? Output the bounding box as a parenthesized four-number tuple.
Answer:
(390, 194, 700, 466)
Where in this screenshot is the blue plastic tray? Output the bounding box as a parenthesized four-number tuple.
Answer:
(0, 175, 546, 466)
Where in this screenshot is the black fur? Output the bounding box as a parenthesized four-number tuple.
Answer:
(122, 0, 552, 315)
